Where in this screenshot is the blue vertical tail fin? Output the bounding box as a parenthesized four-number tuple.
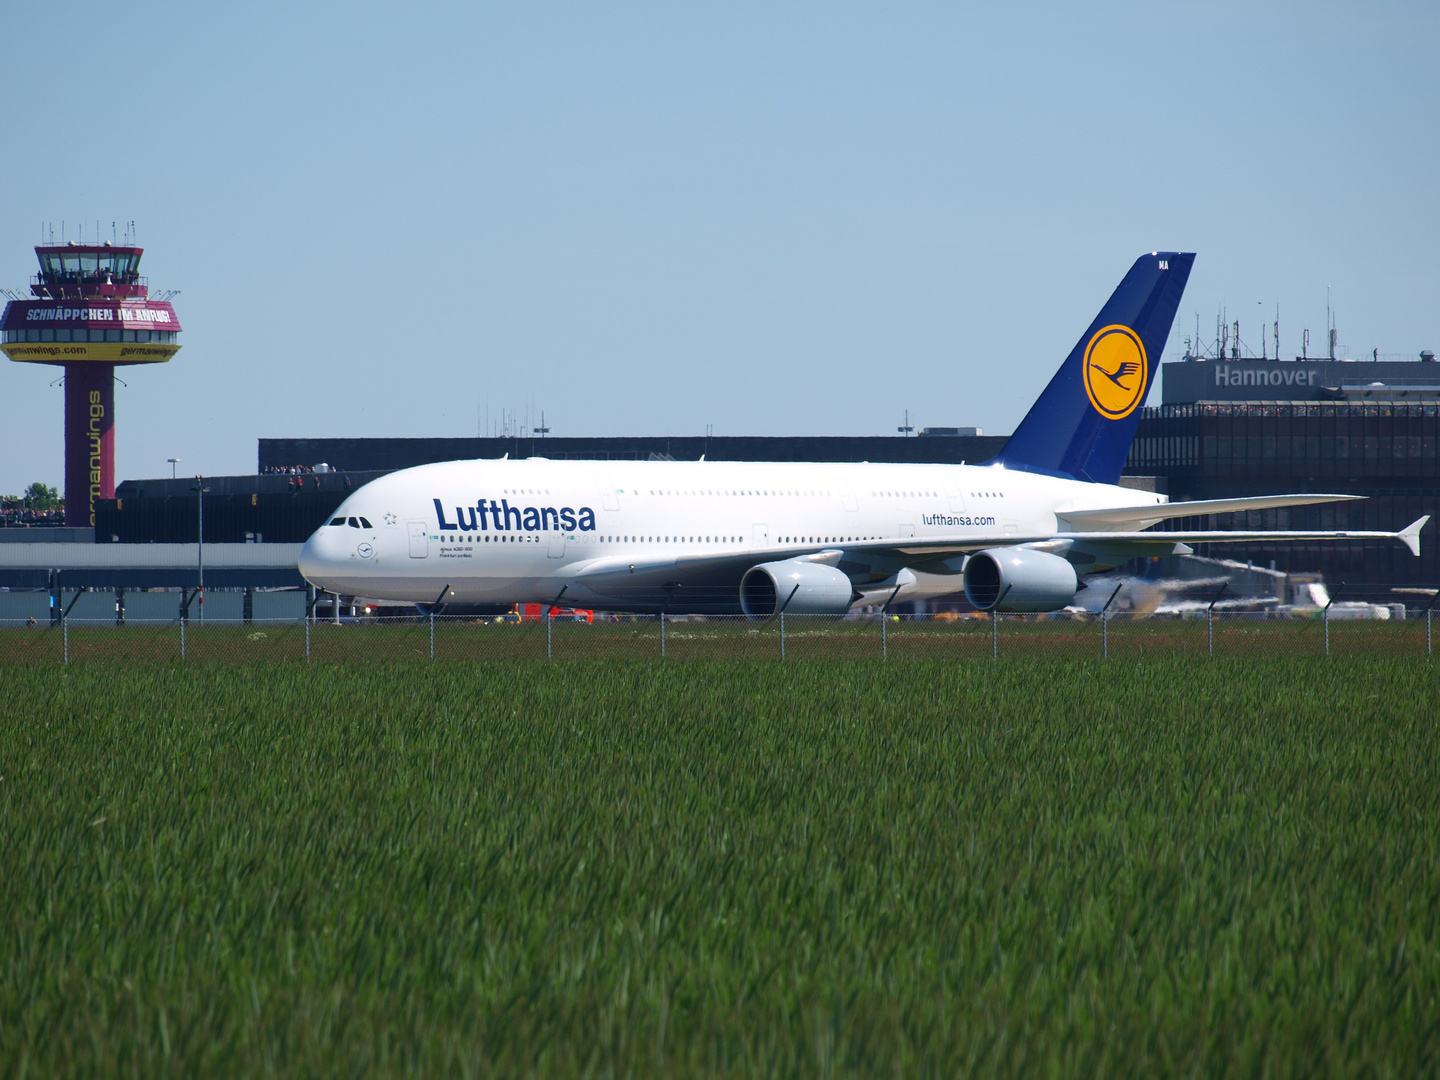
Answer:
(994, 252, 1194, 484)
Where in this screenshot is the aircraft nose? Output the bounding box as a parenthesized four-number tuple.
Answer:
(297, 526, 337, 587)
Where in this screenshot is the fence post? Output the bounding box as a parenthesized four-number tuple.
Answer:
(990, 584, 1012, 659)
(305, 615, 311, 662)
(660, 612, 666, 659)
(780, 612, 785, 660)
(1421, 588, 1439, 656)
(180, 614, 186, 661)
(1205, 582, 1227, 656)
(57, 588, 85, 665)
(1322, 583, 1342, 656)
(879, 582, 903, 661)
(545, 585, 568, 662)
(1100, 583, 1123, 660)
(424, 584, 449, 664)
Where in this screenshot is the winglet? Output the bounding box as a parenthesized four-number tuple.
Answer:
(1399, 516, 1429, 557)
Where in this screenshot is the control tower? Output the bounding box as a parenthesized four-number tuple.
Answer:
(2, 242, 182, 527)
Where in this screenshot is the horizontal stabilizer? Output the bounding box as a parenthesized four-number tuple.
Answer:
(1059, 493, 1363, 529)
(1400, 516, 1430, 557)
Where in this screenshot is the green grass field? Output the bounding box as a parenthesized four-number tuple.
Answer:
(3, 659, 1438, 1076)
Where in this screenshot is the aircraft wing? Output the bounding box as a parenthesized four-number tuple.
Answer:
(1058, 493, 1362, 529)
(555, 515, 1428, 598)
(868, 514, 1428, 559)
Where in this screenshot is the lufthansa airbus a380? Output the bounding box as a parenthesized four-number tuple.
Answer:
(298, 253, 1428, 616)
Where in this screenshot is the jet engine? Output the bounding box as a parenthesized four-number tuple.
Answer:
(740, 558, 856, 619)
(962, 547, 1078, 612)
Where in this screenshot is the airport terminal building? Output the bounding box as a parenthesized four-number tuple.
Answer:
(1128, 356, 1440, 591)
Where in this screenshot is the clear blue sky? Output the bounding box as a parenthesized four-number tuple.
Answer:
(2, 1, 1436, 493)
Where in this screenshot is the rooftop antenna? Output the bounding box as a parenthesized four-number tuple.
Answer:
(1327, 285, 1336, 359)
(1258, 302, 1266, 359)
(535, 411, 550, 437)
(1274, 305, 1280, 361)
(897, 409, 914, 437)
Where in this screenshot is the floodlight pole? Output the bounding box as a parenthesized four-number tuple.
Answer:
(1207, 582, 1228, 656)
(193, 477, 209, 625)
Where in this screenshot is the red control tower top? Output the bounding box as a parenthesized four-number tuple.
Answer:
(1, 243, 182, 367)
(31, 243, 150, 300)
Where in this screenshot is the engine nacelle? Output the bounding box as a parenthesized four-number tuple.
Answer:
(963, 547, 1078, 612)
(740, 558, 856, 619)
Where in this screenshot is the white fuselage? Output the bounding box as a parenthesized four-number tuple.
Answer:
(297, 457, 1159, 612)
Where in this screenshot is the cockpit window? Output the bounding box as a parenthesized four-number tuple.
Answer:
(329, 517, 346, 526)
(359, 517, 373, 529)
(347, 517, 360, 528)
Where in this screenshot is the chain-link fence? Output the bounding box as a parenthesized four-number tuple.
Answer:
(2, 605, 1436, 664)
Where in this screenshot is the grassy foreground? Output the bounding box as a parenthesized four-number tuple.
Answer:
(2, 659, 1438, 1077)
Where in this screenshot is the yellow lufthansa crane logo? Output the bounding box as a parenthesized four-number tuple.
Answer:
(1082, 325, 1148, 420)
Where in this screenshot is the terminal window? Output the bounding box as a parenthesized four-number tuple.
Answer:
(2, 328, 177, 344)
